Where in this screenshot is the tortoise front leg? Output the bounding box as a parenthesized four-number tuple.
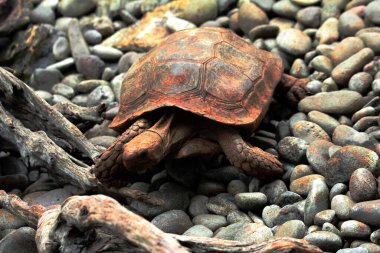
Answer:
(94, 118, 151, 182)
(214, 126, 283, 179)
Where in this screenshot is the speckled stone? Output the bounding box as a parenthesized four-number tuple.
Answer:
(274, 220, 306, 238)
(291, 120, 330, 143)
(238, 2, 268, 34)
(278, 136, 308, 163)
(262, 205, 281, 228)
(348, 72, 373, 95)
(298, 90, 368, 115)
(234, 192, 267, 211)
(183, 225, 213, 237)
(314, 209, 336, 226)
(349, 168, 378, 202)
(188, 195, 209, 217)
(290, 164, 314, 182)
(206, 196, 238, 216)
(341, 220, 371, 239)
(350, 200, 380, 227)
(316, 17, 339, 44)
(234, 223, 273, 243)
(331, 37, 365, 66)
(331, 48, 375, 85)
(192, 214, 227, 231)
(260, 180, 287, 204)
(304, 180, 329, 226)
(276, 29, 312, 56)
(151, 210, 193, 234)
(290, 174, 325, 196)
(332, 195, 355, 220)
(324, 145, 380, 186)
(304, 231, 342, 252)
(87, 85, 115, 106)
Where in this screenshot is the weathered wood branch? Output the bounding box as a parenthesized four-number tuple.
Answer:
(0, 67, 100, 161)
(0, 191, 322, 253)
(53, 101, 105, 124)
(0, 100, 99, 190)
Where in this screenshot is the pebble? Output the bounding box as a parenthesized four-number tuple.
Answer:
(358, 33, 380, 55)
(274, 220, 306, 238)
(0, 210, 26, 230)
(262, 205, 281, 228)
(348, 72, 373, 94)
(67, 19, 90, 59)
(32, 68, 63, 91)
(350, 199, 380, 227)
(337, 248, 370, 253)
(0, 174, 28, 191)
(227, 179, 247, 194)
(51, 83, 75, 99)
(272, 0, 300, 19)
(291, 120, 330, 143)
(89, 136, 116, 148)
(321, 77, 339, 92)
(371, 229, 380, 245)
(290, 59, 310, 78)
(296, 6, 321, 28)
(206, 196, 238, 216)
(273, 203, 303, 226)
(316, 17, 339, 44)
(341, 220, 372, 239)
(83, 30, 103, 45)
(248, 25, 279, 41)
(192, 214, 227, 231)
(278, 136, 308, 163)
(322, 222, 341, 237)
(87, 83, 115, 106)
(330, 183, 348, 200)
(314, 209, 336, 226)
(183, 225, 213, 237)
(276, 29, 312, 56)
(290, 174, 325, 195)
(338, 13, 365, 38)
(58, 0, 96, 17)
(304, 231, 342, 252)
(310, 55, 333, 75)
(349, 168, 378, 202)
(71, 95, 88, 106)
(238, 2, 268, 34)
(331, 37, 365, 66)
(260, 180, 287, 204)
(234, 223, 273, 243)
(226, 210, 252, 224)
(360, 243, 380, 253)
(291, 0, 321, 5)
(92, 45, 123, 62)
(130, 190, 189, 219)
(76, 79, 109, 94)
(331, 48, 375, 86)
(234, 192, 267, 211)
(28, 188, 72, 206)
(290, 164, 314, 182)
(365, 1, 380, 25)
(30, 6, 55, 24)
(197, 181, 226, 196)
(304, 180, 329, 226)
(151, 210, 193, 234)
(46, 58, 75, 71)
(35, 90, 53, 103)
(0, 227, 37, 253)
(333, 125, 379, 152)
(276, 191, 303, 207)
(332, 195, 355, 220)
(324, 145, 380, 186)
(308, 111, 339, 135)
(166, 16, 196, 32)
(76, 55, 105, 80)
(298, 90, 368, 114)
(180, 0, 218, 26)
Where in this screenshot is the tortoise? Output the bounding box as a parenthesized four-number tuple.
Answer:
(95, 27, 308, 184)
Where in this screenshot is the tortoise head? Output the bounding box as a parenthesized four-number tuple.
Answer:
(122, 129, 166, 173)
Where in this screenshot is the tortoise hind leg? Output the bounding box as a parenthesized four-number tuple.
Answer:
(94, 118, 151, 182)
(214, 126, 283, 179)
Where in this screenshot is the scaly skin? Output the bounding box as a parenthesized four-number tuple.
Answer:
(215, 126, 283, 179)
(94, 118, 151, 183)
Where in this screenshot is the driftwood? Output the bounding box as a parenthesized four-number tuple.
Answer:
(0, 67, 322, 252)
(0, 0, 31, 34)
(0, 191, 322, 253)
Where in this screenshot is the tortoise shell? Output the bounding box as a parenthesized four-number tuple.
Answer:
(110, 27, 283, 133)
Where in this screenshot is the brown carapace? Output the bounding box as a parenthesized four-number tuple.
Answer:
(95, 27, 308, 185)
